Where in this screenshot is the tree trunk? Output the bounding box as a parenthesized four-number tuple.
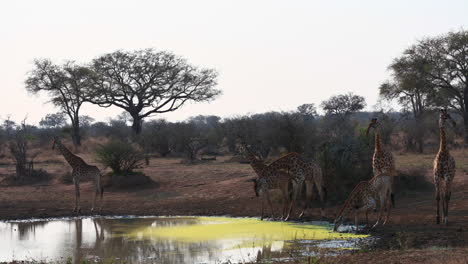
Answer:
(463, 112, 468, 145)
(131, 115, 143, 135)
(68, 113, 81, 146)
(417, 136, 424, 153)
(415, 115, 424, 153)
(69, 113, 81, 147)
(72, 121, 81, 146)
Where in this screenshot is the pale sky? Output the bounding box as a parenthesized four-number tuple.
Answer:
(1, 0, 467, 125)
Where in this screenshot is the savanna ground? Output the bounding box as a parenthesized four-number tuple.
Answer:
(0, 139, 467, 264)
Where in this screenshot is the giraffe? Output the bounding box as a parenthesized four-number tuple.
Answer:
(238, 144, 293, 220)
(52, 136, 104, 213)
(252, 171, 293, 220)
(433, 108, 456, 225)
(333, 174, 392, 232)
(268, 152, 327, 220)
(366, 118, 396, 207)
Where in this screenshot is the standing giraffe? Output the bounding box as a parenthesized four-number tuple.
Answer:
(333, 174, 392, 232)
(434, 109, 456, 225)
(268, 152, 327, 220)
(238, 144, 293, 220)
(52, 136, 104, 213)
(366, 118, 396, 208)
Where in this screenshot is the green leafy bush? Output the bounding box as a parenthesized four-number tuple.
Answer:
(95, 140, 144, 174)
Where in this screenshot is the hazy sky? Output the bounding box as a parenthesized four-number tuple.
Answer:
(1, 0, 467, 125)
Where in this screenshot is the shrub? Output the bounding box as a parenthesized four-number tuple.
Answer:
(317, 119, 374, 204)
(94, 140, 144, 174)
(107, 171, 153, 188)
(61, 171, 73, 184)
(1, 168, 51, 186)
(395, 168, 433, 195)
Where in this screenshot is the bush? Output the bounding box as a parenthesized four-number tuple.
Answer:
(0, 168, 51, 186)
(395, 168, 433, 195)
(103, 171, 153, 188)
(317, 118, 374, 204)
(95, 140, 144, 174)
(60, 171, 73, 184)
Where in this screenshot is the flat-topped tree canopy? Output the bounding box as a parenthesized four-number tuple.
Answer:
(87, 48, 221, 134)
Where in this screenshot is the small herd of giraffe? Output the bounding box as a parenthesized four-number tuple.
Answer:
(51, 109, 457, 231)
(239, 109, 458, 230)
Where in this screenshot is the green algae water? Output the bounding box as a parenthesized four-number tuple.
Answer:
(0, 216, 367, 264)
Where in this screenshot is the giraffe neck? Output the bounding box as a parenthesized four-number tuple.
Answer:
(337, 196, 355, 220)
(438, 126, 448, 154)
(374, 130, 382, 153)
(251, 160, 268, 176)
(57, 142, 83, 167)
(337, 182, 367, 218)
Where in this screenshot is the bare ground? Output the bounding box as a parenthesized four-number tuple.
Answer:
(0, 147, 467, 263)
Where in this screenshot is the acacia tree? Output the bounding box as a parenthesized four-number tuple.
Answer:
(404, 30, 468, 143)
(87, 49, 221, 135)
(321, 92, 366, 116)
(39, 112, 67, 128)
(297, 103, 318, 119)
(380, 55, 434, 152)
(26, 60, 92, 146)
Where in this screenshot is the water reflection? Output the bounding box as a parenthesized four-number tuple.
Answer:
(0, 217, 366, 264)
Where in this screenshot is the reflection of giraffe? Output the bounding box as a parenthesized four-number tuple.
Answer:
(74, 219, 83, 264)
(52, 137, 104, 213)
(333, 174, 392, 232)
(239, 144, 292, 220)
(434, 109, 456, 225)
(366, 118, 396, 207)
(268, 153, 327, 220)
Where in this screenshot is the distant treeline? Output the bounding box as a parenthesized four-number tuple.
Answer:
(0, 103, 462, 202)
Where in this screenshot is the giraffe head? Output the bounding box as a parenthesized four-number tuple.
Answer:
(366, 118, 380, 136)
(252, 177, 267, 197)
(236, 141, 261, 162)
(52, 136, 62, 150)
(439, 108, 456, 128)
(333, 216, 344, 232)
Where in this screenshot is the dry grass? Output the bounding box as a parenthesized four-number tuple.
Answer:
(394, 148, 468, 173)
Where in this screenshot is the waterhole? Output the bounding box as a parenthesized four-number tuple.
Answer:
(0, 216, 368, 263)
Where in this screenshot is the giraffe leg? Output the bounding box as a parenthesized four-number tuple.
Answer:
(354, 210, 359, 232)
(372, 208, 383, 229)
(444, 191, 451, 225)
(372, 195, 383, 229)
(280, 185, 289, 220)
(260, 196, 265, 221)
(441, 193, 447, 225)
(318, 186, 327, 220)
(299, 181, 313, 219)
(284, 181, 299, 221)
(435, 185, 440, 224)
(266, 192, 275, 219)
(99, 185, 104, 213)
(91, 190, 98, 213)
